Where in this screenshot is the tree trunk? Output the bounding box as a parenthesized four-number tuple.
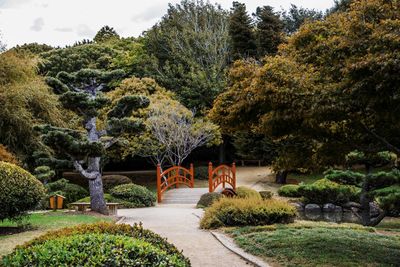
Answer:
(219, 141, 225, 164)
(275, 170, 288, 184)
(87, 157, 108, 215)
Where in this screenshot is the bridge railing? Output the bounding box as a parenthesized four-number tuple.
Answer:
(156, 164, 194, 203)
(208, 162, 236, 193)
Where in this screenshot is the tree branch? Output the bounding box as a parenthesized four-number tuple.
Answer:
(361, 123, 400, 154)
(73, 160, 100, 180)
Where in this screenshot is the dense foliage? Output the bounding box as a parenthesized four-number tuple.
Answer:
(235, 186, 262, 199)
(102, 175, 132, 192)
(3, 222, 190, 266)
(278, 185, 301, 198)
(0, 162, 46, 221)
(110, 183, 156, 208)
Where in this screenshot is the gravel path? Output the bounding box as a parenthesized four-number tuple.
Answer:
(119, 205, 254, 267)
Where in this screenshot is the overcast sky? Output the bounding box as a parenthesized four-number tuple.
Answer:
(0, 0, 334, 48)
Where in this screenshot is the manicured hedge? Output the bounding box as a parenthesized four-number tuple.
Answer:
(235, 186, 261, 199)
(278, 184, 301, 197)
(3, 233, 188, 266)
(298, 179, 360, 205)
(102, 174, 132, 192)
(3, 222, 190, 266)
(46, 178, 88, 204)
(200, 198, 296, 229)
(110, 183, 156, 208)
(196, 192, 222, 208)
(0, 161, 46, 221)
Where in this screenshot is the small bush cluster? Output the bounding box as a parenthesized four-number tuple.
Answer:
(46, 178, 88, 204)
(324, 169, 364, 185)
(197, 192, 222, 208)
(278, 184, 301, 197)
(236, 186, 261, 199)
(110, 183, 156, 208)
(0, 162, 46, 221)
(298, 179, 360, 205)
(102, 174, 132, 192)
(200, 198, 296, 229)
(2, 222, 190, 266)
(375, 186, 400, 217)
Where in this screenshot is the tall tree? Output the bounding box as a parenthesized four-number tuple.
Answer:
(228, 1, 256, 60)
(37, 69, 149, 214)
(144, 0, 230, 111)
(280, 4, 323, 34)
(94, 26, 120, 43)
(253, 6, 284, 57)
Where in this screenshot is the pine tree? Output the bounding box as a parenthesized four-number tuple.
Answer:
(37, 69, 149, 214)
(94, 26, 120, 43)
(228, 2, 256, 60)
(254, 6, 284, 57)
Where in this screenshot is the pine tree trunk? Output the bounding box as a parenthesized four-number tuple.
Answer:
(360, 164, 372, 226)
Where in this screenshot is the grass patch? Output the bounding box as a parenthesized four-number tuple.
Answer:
(226, 221, 400, 267)
(0, 211, 113, 257)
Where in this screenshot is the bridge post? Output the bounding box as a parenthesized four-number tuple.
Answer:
(190, 163, 194, 188)
(208, 162, 213, 192)
(232, 162, 236, 190)
(157, 164, 162, 203)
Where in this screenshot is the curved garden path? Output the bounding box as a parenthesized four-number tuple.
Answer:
(119, 167, 274, 267)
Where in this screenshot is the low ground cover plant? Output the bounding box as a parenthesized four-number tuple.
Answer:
(226, 222, 400, 267)
(200, 197, 296, 229)
(196, 192, 222, 208)
(2, 222, 190, 266)
(0, 162, 46, 222)
(110, 183, 156, 208)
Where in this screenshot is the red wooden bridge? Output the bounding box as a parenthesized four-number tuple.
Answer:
(157, 162, 236, 204)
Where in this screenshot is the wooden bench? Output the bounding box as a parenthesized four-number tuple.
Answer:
(70, 202, 120, 215)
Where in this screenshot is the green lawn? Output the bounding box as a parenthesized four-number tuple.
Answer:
(0, 211, 114, 257)
(225, 220, 400, 267)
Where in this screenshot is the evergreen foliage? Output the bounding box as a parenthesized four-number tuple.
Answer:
(93, 26, 120, 43)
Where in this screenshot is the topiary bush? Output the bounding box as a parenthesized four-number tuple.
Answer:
(110, 184, 156, 208)
(102, 175, 132, 192)
(278, 184, 301, 197)
(0, 162, 46, 221)
(298, 179, 360, 205)
(324, 169, 364, 186)
(200, 198, 296, 229)
(196, 192, 222, 208)
(195, 166, 209, 180)
(46, 178, 88, 204)
(375, 185, 400, 217)
(259, 190, 273, 200)
(2, 222, 190, 266)
(235, 186, 262, 199)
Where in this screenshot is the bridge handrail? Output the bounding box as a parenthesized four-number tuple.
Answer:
(157, 164, 194, 203)
(208, 162, 236, 192)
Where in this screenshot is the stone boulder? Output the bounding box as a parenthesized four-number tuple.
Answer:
(305, 204, 321, 213)
(322, 203, 336, 213)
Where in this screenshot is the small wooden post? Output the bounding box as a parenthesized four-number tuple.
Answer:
(157, 164, 162, 203)
(190, 163, 194, 188)
(208, 162, 213, 192)
(232, 162, 236, 190)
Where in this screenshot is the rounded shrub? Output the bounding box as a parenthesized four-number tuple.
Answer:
(102, 174, 132, 192)
(236, 186, 261, 199)
(197, 192, 223, 208)
(200, 198, 296, 229)
(0, 162, 46, 221)
(298, 179, 360, 205)
(46, 178, 88, 204)
(3, 222, 190, 266)
(110, 183, 156, 208)
(278, 184, 301, 197)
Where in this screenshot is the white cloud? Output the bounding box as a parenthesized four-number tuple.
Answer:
(30, 17, 44, 31)
(0, 0, 335, 47)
